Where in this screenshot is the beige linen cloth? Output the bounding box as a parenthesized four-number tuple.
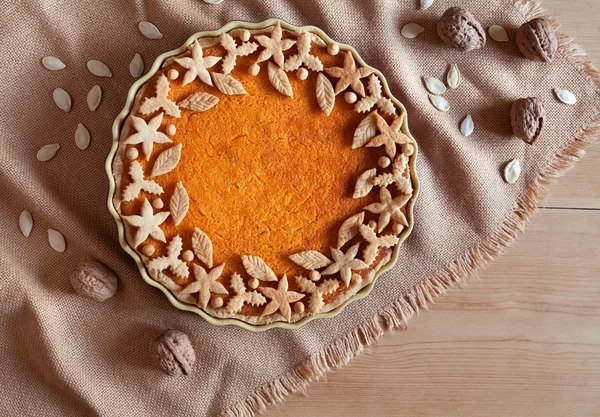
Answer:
(1, 0, 599, 415)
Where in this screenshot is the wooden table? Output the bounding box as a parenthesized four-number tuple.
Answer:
(271, 2, 600, 415)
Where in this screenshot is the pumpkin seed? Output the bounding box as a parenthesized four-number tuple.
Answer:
(53, 88, 71, 112)
(87, 60, 112, 77)
(503, 159, 521, 184)
(447, 64, 461, 89)
(553, 88, 577, 105)
(423, 76, 446, 95)
(139, 21, 163, 39)
(129, 53, 144, 78)
(428, 94, 450, 112)
(460, 115, 474, 136)
(401, 23, 425, 39)
(87, 85, 102, 111)
(489, 25, 509, 42)
(37, 144, 60, 162)
(419, 0, 434, 10)
(75, 123, 91, 150)
(48, 229, 66, 252)
(42, 56, 66, 71)
(19, 210, 33, 237)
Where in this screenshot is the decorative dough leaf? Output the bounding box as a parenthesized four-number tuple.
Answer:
(267, 62, 293, 97)
(212, 73, 247, 95)
(192, 227, 213, 268)
(289, 250, 332, 270)
(337, 211, 365, 249)
(352, 112, 378, 149)
(178, 92, 219, 112)
(353, 168, 377, 198)
(169, 181, 189, 226)
(151, 143, 182, 177)
(316, 73, 335, 116)
(242, 255, 278, 282)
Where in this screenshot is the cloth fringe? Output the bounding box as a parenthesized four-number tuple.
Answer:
(220, 2, 600, 416)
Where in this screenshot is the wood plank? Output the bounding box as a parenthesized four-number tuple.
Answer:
(269, 208, 600, 416)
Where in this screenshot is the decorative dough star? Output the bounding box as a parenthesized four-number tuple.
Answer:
(122, 198, 170, 247)
(366, 113, 412, 158)
(321, 243, 368, 286)
(175, 40, 222, 86)
(364, 187, 411, 233)
(123, 112, 172, 160)
(258, 275, 304, 322)
(147, 235, 189, 279)
(180, 263, 228, 309)
(324, 51, 373, 96)
(255, 22, 296, 68)
(140, 74, 181, 118)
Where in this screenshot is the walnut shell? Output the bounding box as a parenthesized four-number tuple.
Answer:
(516, 18, 557, 62)
(151, 329, 196, 376)
(510, 97, 546, 144)
(69, 261, 118, 302)
(437, 7, 486, 51)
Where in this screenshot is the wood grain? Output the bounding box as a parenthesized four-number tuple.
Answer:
(269, 1, 600, 416)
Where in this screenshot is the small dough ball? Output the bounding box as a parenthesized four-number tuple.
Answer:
(378, 156, 391, 168)
(402, 143, 414, 156)
(309, 270, 320, 282)
(167, 69, 179, 80)
(248, 278, 259, 289)
(126, 147, 139, 160)
(368, 220, 377, 230)
(210, 297, 223, 309)
(142, 244, 155, 257)
(166, 124, 176, 136)
(152, 198, 164, 209)
(182, 250, 194, 262)
(294, 302, 305, 314)
(327, 43, 340, 55)
(240, 29, 250, 42)
(248, 63, 260, 76)
(296, 67, 308, 80)
(344, 92, 357, 104)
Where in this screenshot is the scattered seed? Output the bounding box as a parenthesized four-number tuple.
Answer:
(401, 23, 425, 39)
(48, 229, 66, 252)
(87, 60, 112, 77)
(503, 159, 521, 184)
(489, 25, 509, 42)
(139, 21, 163, 39)
(87, 85, 102, 111)
(428, 94, 450, 111)
(37, 144, 60, 162)
(419, 0, 434, 10)
(19, 210, 33, 237)
(460, 115, 474, 136)
(75, 123, 91, 150)
(553, 88, 577, 105)
(42, 56, 66, 71)
(447, 64, 461, 89)
(129, 53, 144, 78)
(53, 88, 71, 112)
(423, 76, 447, 95)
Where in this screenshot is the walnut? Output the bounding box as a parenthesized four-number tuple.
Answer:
(151, 329, 196, 376)
(510, 97, 546, 144)
(69, 261, 118, 302)
(437, 7, 486, 51)
(516, 18, 557, 62)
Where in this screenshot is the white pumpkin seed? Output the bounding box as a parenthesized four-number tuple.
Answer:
(139, 21, 163, 39)
(48, 229, 66, 252)
(503, 159, 521, 184)
(419, 0, 434, 10)
(53, 88, 71, 112)
(554, 88, 577, 105)
(129, 53, 144, 78)
(447, 64, 461, 89)
(401, 23, 425, 39)
(19, 210, 33, 237)
(37, 144, 60, 162)
(75, 123, 91, 150)
(460, 115, 474, 136)
(42, 56, 66, 71)
(423, 76, 447, 95)
(428, 94, 450, 112)
(87, 60, 112, 77)
(87, 85, 102, 111)
(488, 25, 509, 42)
